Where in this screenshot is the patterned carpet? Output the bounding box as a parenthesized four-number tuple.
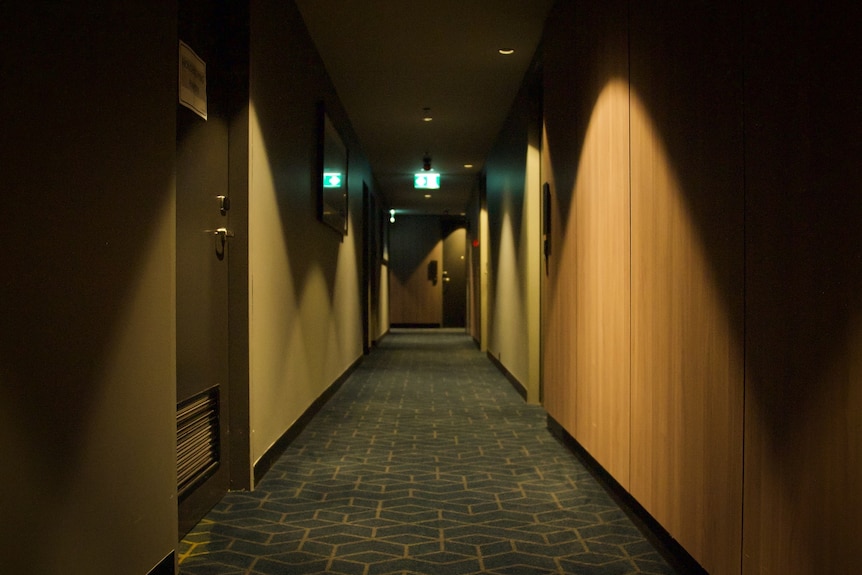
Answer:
(179, 329, 675, 575)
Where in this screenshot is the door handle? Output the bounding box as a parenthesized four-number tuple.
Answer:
(217, 195, 231, 215)
(206, 227, 234, 238)
(206, 227, 233, 261)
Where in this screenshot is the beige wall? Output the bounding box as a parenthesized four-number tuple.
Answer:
(0, 4, 179, 573)
(540, 0, 861, 573)
(248, 0, 372, 469)
(379, 223, 391, 338)
(378, 263, 390, 338)
(484, 70, 543, 402)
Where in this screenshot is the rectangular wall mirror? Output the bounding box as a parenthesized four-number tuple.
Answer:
(316, 102, 349, 235)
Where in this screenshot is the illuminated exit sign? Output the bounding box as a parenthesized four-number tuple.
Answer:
(414, 172, 440, 189)
(323, 172, 343, 188)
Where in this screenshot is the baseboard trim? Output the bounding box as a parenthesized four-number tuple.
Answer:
(487, 351, 527, 401)
(253, 356, 363, 485)
(546, 415, 708, 575)
(147, 551, 175, 575)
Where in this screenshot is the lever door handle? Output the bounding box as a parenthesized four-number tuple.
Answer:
(206, 227, 234, 238)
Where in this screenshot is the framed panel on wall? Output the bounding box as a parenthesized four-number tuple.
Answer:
(315, 102, 348, 235)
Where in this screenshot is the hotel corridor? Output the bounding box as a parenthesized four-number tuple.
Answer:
(178, 330, 675, 575)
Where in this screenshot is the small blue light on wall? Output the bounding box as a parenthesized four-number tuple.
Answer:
(414, 172, 440, 189)
(323, 172, 344, 188)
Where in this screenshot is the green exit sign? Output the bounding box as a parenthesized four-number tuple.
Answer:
(414, 172, 440, 189)
(323, 172, 343, 188)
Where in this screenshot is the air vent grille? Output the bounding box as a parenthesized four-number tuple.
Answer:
(177, 386, 220, 498)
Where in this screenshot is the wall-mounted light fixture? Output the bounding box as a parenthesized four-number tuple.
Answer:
(422, 107, 432, 122)
(389, 208, 396, 223)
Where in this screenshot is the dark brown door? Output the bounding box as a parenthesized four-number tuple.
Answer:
(176, 0, 232, 537)
(389, 216, 443, 326)
(442, 222, 467, 327)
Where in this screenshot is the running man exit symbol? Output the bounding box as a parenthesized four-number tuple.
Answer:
(323, 172, 343, 188)
(414, 173, 440, 189)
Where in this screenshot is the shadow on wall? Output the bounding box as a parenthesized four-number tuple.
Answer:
(741, 2, 862, 571)
(245, 0, 372, 471)
(544, 66, 746, 573)
(543, 0, 862, 570)
(249, 0, 375, 310)
(0, 3, 178, 570)
(742, 0, 862, 451)
(544, 74, 746, 356)
(389, 216, 442, 283)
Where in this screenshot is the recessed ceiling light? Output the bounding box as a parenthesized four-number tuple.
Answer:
(422, 107, 432, 122)
(498, 48, 515, 55)
(424, 194, 432, 198)
(464, 164, 474, 169)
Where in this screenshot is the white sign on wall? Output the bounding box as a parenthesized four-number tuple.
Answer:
(179, 41, 207, 120)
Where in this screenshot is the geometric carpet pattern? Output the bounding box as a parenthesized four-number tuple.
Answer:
(179, 329, 677, 574)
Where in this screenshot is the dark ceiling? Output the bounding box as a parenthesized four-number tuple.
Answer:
(295, 0, 555, 216)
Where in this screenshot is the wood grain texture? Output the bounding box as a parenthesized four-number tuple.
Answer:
(540, 124, 577, 434)
(541, 0, 630, 484)
(543, 2, 861, 573)
(629, 103, 744, 574)
(742, 3, 862, 573)
(389, 215, 443, 325)
(573, 79, 631, 485)
(628, 4, 745, 574)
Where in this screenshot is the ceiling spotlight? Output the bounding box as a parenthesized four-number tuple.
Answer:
(423, 153, 432, 171)
(498, 48, 515, 55)
(422, 107, 432, 122)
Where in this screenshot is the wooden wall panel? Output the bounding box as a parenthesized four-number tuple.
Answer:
(467, 185, 481, 342)
(541, 0, 630, 484)
(389, 215, 443, 325)
(628, 4, 745, 574)
(542, 1, 861, 572)
(541, 1, 580, 436)
(573, 79, 631, 484)
(742, 3, 862, 573)
(541, 123, 577, 433)
(629, 111, 744, 573)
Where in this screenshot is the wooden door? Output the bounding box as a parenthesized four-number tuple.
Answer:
(442, 223, 467, 327)
(389, 215, 443, 326)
